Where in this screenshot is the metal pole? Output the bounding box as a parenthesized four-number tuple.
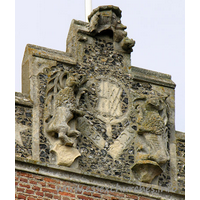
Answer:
(85, 0, 92, 22)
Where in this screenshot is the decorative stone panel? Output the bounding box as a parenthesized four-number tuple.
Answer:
(15, 5, 184, 199)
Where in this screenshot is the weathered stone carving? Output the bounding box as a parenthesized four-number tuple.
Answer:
(15, 123, 29, 146)
(132, 95, 169, 183)
(87, 5, 135, 53)
(78, 76, 133, 160)
(44, 68, 87, 167)
(15, 92, 33, 159)
(15, 5, 181, 192)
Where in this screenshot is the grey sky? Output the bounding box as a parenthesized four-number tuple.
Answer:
(15, 0, 185, 132)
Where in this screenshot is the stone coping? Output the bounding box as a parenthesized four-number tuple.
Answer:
(23, 44, 77, 65)
(15, 157, 184, 199)
(21, 44, 176, 89)
(130, 66, 176, 89)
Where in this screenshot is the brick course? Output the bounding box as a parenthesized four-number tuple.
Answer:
(15, 170, 159, 200)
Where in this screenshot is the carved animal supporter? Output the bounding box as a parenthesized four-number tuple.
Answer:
(44, 69, 87, 167)
(132, 95, 170, 183)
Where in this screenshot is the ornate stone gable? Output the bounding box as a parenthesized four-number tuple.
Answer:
(15, 5, 184, 197)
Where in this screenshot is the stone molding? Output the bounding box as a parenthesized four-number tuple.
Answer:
(129, 66, 176, 89)
(15, 157, 184, 200)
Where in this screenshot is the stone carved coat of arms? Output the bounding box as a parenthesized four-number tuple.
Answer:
(42, 5, 171, 185)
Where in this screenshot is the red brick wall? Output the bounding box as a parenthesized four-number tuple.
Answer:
(15, 170, 158, 200)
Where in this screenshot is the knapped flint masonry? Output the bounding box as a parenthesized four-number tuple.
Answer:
(15, 5, 185, 199)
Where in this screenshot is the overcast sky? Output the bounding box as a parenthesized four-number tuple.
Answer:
(15, 0, 185, 132)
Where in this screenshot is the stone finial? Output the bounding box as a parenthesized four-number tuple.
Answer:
(88, 5, 122, 22)
(86, 5, 135, 52)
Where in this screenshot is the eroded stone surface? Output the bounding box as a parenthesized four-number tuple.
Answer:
(15, 94, 32, 159)
(15, 5, 184, 194)
(176, 131, 185, 192)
